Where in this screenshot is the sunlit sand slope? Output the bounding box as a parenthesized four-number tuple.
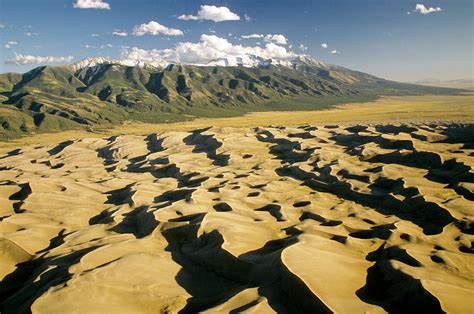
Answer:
(0, 123, 473, 313)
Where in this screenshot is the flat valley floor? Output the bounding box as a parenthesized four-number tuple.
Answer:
(1, 94, 473, 152)
(1, 120, 473, 312)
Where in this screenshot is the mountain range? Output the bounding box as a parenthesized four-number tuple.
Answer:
(0, 56, 460, 139)
(414, 78, 474, 90)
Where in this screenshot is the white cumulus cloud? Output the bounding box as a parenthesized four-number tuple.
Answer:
(133, 21, 183, 36)
(299, 44, 307, 51)
(331, 50, 340, 54)
(6, 54, 74, 65)
(112, 31, 128, 37)
(241, 34, 264, 39)
(178, 5, 240, 22)
(414, 3, 442, 14)
(73, 0, 110, 10)
(241, 33, 288, 45)
(264, 34, 287, 45)
(4, 41, 18, 49)
(321, 42, 328, 48)
(120, 34, 296, 66)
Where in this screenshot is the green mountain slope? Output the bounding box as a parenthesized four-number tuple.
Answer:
(0, 58, 460, 139)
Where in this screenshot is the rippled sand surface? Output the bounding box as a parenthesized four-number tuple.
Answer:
(1, 123, 473, 313)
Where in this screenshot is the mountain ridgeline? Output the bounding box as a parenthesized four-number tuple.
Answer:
(0, 57, 459, 139)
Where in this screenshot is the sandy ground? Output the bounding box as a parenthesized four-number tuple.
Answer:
(0, 121, 473, 313)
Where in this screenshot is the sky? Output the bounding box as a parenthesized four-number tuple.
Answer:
(0, 0, 472, 82)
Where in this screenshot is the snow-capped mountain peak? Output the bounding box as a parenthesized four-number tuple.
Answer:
(72, 57, 167, 71)
(71, 55, 325, 71)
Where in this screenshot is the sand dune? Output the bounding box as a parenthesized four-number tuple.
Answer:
(0, 123, 473, 313)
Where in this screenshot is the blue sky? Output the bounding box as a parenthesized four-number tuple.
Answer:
(0, 0, 472, 81)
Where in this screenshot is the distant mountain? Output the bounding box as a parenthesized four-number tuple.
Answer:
(414, 78, 474, 90)
(0, 56, 460, 139)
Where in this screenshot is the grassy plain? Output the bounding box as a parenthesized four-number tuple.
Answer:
(1, 94, 472, 152)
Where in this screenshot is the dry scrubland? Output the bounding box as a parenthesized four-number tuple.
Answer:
(0, 94, 473, 313)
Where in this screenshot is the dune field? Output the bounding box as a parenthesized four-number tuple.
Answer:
(0, 121, 473, 313)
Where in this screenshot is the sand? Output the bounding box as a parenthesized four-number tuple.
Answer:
(0, 122, 473, 313)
